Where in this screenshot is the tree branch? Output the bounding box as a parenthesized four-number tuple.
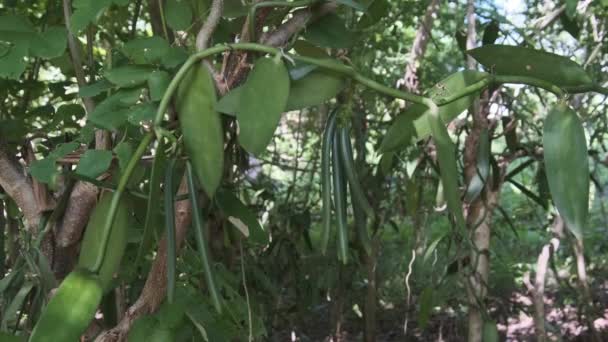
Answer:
(0, 141, 39, 230)
(195, 0, 223, 51)
(94, 176, 193, 342)
(261, 2, 337, 47)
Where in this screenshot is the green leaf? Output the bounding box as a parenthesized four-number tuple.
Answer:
(304, 15, 356, 49)
(29, 158, 58, 184)
(467, 44, 592, 89)
(223, 0, 249, 18)
(357, 0, 389, 28)
(292, 40, 330, 59)
(1, 281, 34, 327)
(219, 69, 345, 114)
(176, 66, 224, 197)
(128, 102, 157, 124)
(543, 103, 589, 240)
(79, 79, 114, 97)
(55, 104, 86, 122)
(215, 86, 241, 115)
(122, 37, 171, 65)
(428, 110, 466, 230)
(285, 70, 346, 111)
(334, 0, 366, 11)
(483, 321, 499, 342)
(105, 65, 156, 87)
(560, 14, 580, 39)
(147, 70, 170, 101)
(156, 301, 186, 329)
(236, 57, 290, 155)
(216, 189, 269, 245)
(418, 287, 434, 330)
(89, 88, 143, 130)
(0, 43, 28, 80)
(49, 142, 80, 159)
(30, 26, 68, 59)
(114, 141, 133, 172)
(75, 150, 113, 178)
(565, 0, 578, 18)
(70, 0, 126, 33)
(482, 20, 499, 45)
(165, 0, 193, 31)
(128, 315, 159, 341)
(161, 46, 189, 68)
(0, 332, 25, 342)
(380, 71, 488, 153)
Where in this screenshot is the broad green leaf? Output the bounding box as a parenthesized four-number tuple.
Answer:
(380, 70, 489, 153)
(75, 150, 113, 179)
(30, 26, 67, 59)
(176, 66, 224, 197)
(70, 0, 128, 33)
(288, 62, 318, 80)
(89, 88, 143, 130)
(165, 0, 193, 31)
(147, 70, 170, 101)
(357, 0, 389, 28)
(223, 0, 249, 18)
(105, 65, 156, 87)
(423, 235, 444, 264)
(1, 281, 34, 327)
(292, 40, 330, 59)
(236, 56, 290, 155)
(49, 142, 80, 159)
(418, 287, 434, 329)
(122, 37, 171, 65)
(55, 104, 86, 122)
(128, 315, 159, 341)
(304, 15, 356, 49)
(79, 79, 113, 98)
(482, 20, 499, 45)
(156, 301, 186, 329)
(428, 110, 466, 230)
(216, 189, 269, 245)
(543, 103, 589, 240)
(215, 86, 241, 115)
(161, 46, 189, 68)
(483, 321, 499, 342)
(128, 102, 157, 124)
(217, 69, 344, 114)
(285, 70, 345, 111)
(334, 0, 366, 11)
(560, 14, 580, 39)
(565, 0, 578, 18)
(0, 332, 24, 342)
(467, 44, 592, 89)
(29, 158, 58, 184)
(114, 141, 133, 172)
(0, 43, 28, 79)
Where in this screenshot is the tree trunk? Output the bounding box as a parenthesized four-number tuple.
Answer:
(398, 0, 441, 93)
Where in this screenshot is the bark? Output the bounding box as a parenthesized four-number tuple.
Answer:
(195, 0, 223, 51)
(397, 0, 441, 93)
(364, 241, 378, 342)
(261, 2, 338, 47)
(462, 2, 488, 342)
(0, 200, 5, 276)
(532, 236, 560, 342)
(59, 0, 110, 276)
(95, 176, 193, 342)
(0, 141, 39, 230)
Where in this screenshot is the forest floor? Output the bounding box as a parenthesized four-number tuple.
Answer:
(269, 285, 608, 341)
